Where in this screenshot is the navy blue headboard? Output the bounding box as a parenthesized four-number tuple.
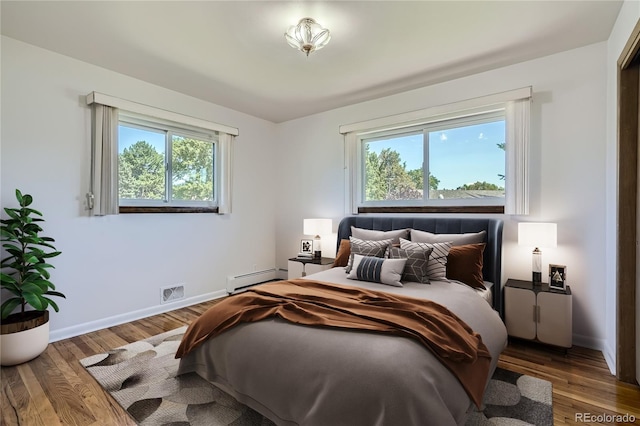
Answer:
(336, 216, 504, 319)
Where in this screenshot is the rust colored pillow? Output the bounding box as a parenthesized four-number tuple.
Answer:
(446, 243, 486, 289)
(333, 239, 351, 268)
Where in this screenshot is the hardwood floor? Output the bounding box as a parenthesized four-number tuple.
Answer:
(500, 340, 640, 425)
(2, 300, 639, 426)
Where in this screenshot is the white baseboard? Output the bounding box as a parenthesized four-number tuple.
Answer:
(48, 289, 227, 343)
(572, 333, 617, 375)
(276, 269, 288, 280)
(572, 333, 605, 351)
(602, 341, 616, 375)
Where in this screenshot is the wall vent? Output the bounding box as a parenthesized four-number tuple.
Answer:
(160, 284, 185, 304)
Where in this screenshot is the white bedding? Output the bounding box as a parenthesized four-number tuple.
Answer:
(304, 266, 494, 306)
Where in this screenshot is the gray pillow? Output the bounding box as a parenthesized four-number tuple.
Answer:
(399, 238, 452, 281)
(346, 237, 392, 273)
(409, 229, 486, 246)
(351, 226, 409, 244)
(347, 254, 407, 287)
(389, 247, 433, 284)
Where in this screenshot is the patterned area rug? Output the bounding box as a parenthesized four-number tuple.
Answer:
(80, 327, 553, 426)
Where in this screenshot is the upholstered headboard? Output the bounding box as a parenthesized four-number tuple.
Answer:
(336, 216, 504, 318)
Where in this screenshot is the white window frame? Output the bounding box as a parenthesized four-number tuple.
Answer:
(358, 110, 506, 208)
(118, 113, 219, 208)
(341, 87, 531, 215)
(86, 92, 238, 215)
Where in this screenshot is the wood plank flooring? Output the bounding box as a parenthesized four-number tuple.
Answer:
(2, 300, 639, 425)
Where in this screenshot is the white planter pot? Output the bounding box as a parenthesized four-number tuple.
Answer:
(1, 312, 50, 366)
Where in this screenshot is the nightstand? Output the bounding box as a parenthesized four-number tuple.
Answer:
(505, 279, 572, 348)
(288, 257, 334, 279)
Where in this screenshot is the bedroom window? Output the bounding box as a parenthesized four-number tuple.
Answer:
(342, 87, 531, 215)
(86, 91, 238, 215)
(362, 111, 505, 206)
(118, 117, 217, 210)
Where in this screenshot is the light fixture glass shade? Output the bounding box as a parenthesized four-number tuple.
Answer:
(285, 18, 331, 56)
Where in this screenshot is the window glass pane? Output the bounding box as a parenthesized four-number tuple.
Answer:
(171, 135, 214, 202)
(428, 119, 505, 200)
(118, 124, 166, 200)
(363, 132, 423, 201)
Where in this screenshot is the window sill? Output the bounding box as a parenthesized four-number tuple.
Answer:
(358, 205, 504, 214)
(119, 206, 219, 214)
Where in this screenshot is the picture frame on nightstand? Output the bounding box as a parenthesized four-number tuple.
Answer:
(299, 239, 314, 258)
(549, 264, 566, 290)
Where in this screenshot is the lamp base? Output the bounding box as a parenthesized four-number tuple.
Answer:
(532, 271, 542, 283)
(314, 250, 321, 259)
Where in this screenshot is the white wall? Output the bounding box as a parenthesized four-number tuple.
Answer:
(0, 36, 278, 340)
(276, 42, 610, 350)
(0, 29, 619, 355)
(605, 1, 640, 374)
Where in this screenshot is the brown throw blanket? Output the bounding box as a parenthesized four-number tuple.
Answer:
(175, 279, 492, 407)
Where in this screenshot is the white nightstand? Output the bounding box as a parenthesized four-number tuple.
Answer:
(505, 279, 572, 348)
(288, 257, 335, 279)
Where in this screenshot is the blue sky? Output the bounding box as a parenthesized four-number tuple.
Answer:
(119, 125, 165, 154)
(120, 121, 504, 191)
(366, 120, 505, 189)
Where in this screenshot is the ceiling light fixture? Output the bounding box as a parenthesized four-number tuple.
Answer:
(285, 17, 331, 57)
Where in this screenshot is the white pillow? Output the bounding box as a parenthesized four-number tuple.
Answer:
(409, 229, 486, 246)
(351, 226, 409, 244)
(347, 254, 407, 287)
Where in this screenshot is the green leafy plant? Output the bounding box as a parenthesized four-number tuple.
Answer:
(1, 189, 64, 320)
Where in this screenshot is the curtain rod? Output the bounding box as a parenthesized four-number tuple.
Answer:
(339, 86, 532, 135)
(86, 91, 239, 136)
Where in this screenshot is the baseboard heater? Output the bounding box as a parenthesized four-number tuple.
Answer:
(227, 268, 278, 294)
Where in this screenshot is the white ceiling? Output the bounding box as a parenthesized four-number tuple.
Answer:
(1, 1, 623, 123)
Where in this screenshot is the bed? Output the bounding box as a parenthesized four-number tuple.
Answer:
(176, 216, 507, 426)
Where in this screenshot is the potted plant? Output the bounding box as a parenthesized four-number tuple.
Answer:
(1, 189, 64, 366)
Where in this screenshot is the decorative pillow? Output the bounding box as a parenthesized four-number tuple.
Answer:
(347, 254, 407, 287)
(446, 243, 486, 289)
(389, 247, 433, 284)
(409, 229, 486, 246)
(345, 237, 392, 273)
(333, 239, 351, 267)
(351, 227, 409, 244)
(399, 238, 452, 280)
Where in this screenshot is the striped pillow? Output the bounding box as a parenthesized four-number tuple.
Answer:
(345, 237, 392, 273)
(399, 238, 452, 280)
(347, 254, 406, 287)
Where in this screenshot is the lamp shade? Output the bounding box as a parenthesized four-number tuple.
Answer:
(304, 218, 332, 236)
(518, 223, 557, 248)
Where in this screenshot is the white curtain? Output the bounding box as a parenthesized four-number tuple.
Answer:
(504, 98, 531, 215)
(217, 132, 235, 214)
(343, 132, 359, 215)
(89, 104, 119, 216)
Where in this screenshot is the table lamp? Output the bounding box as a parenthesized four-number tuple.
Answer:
(303, 218, 332, 259)
(518, 222, 557, 283)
